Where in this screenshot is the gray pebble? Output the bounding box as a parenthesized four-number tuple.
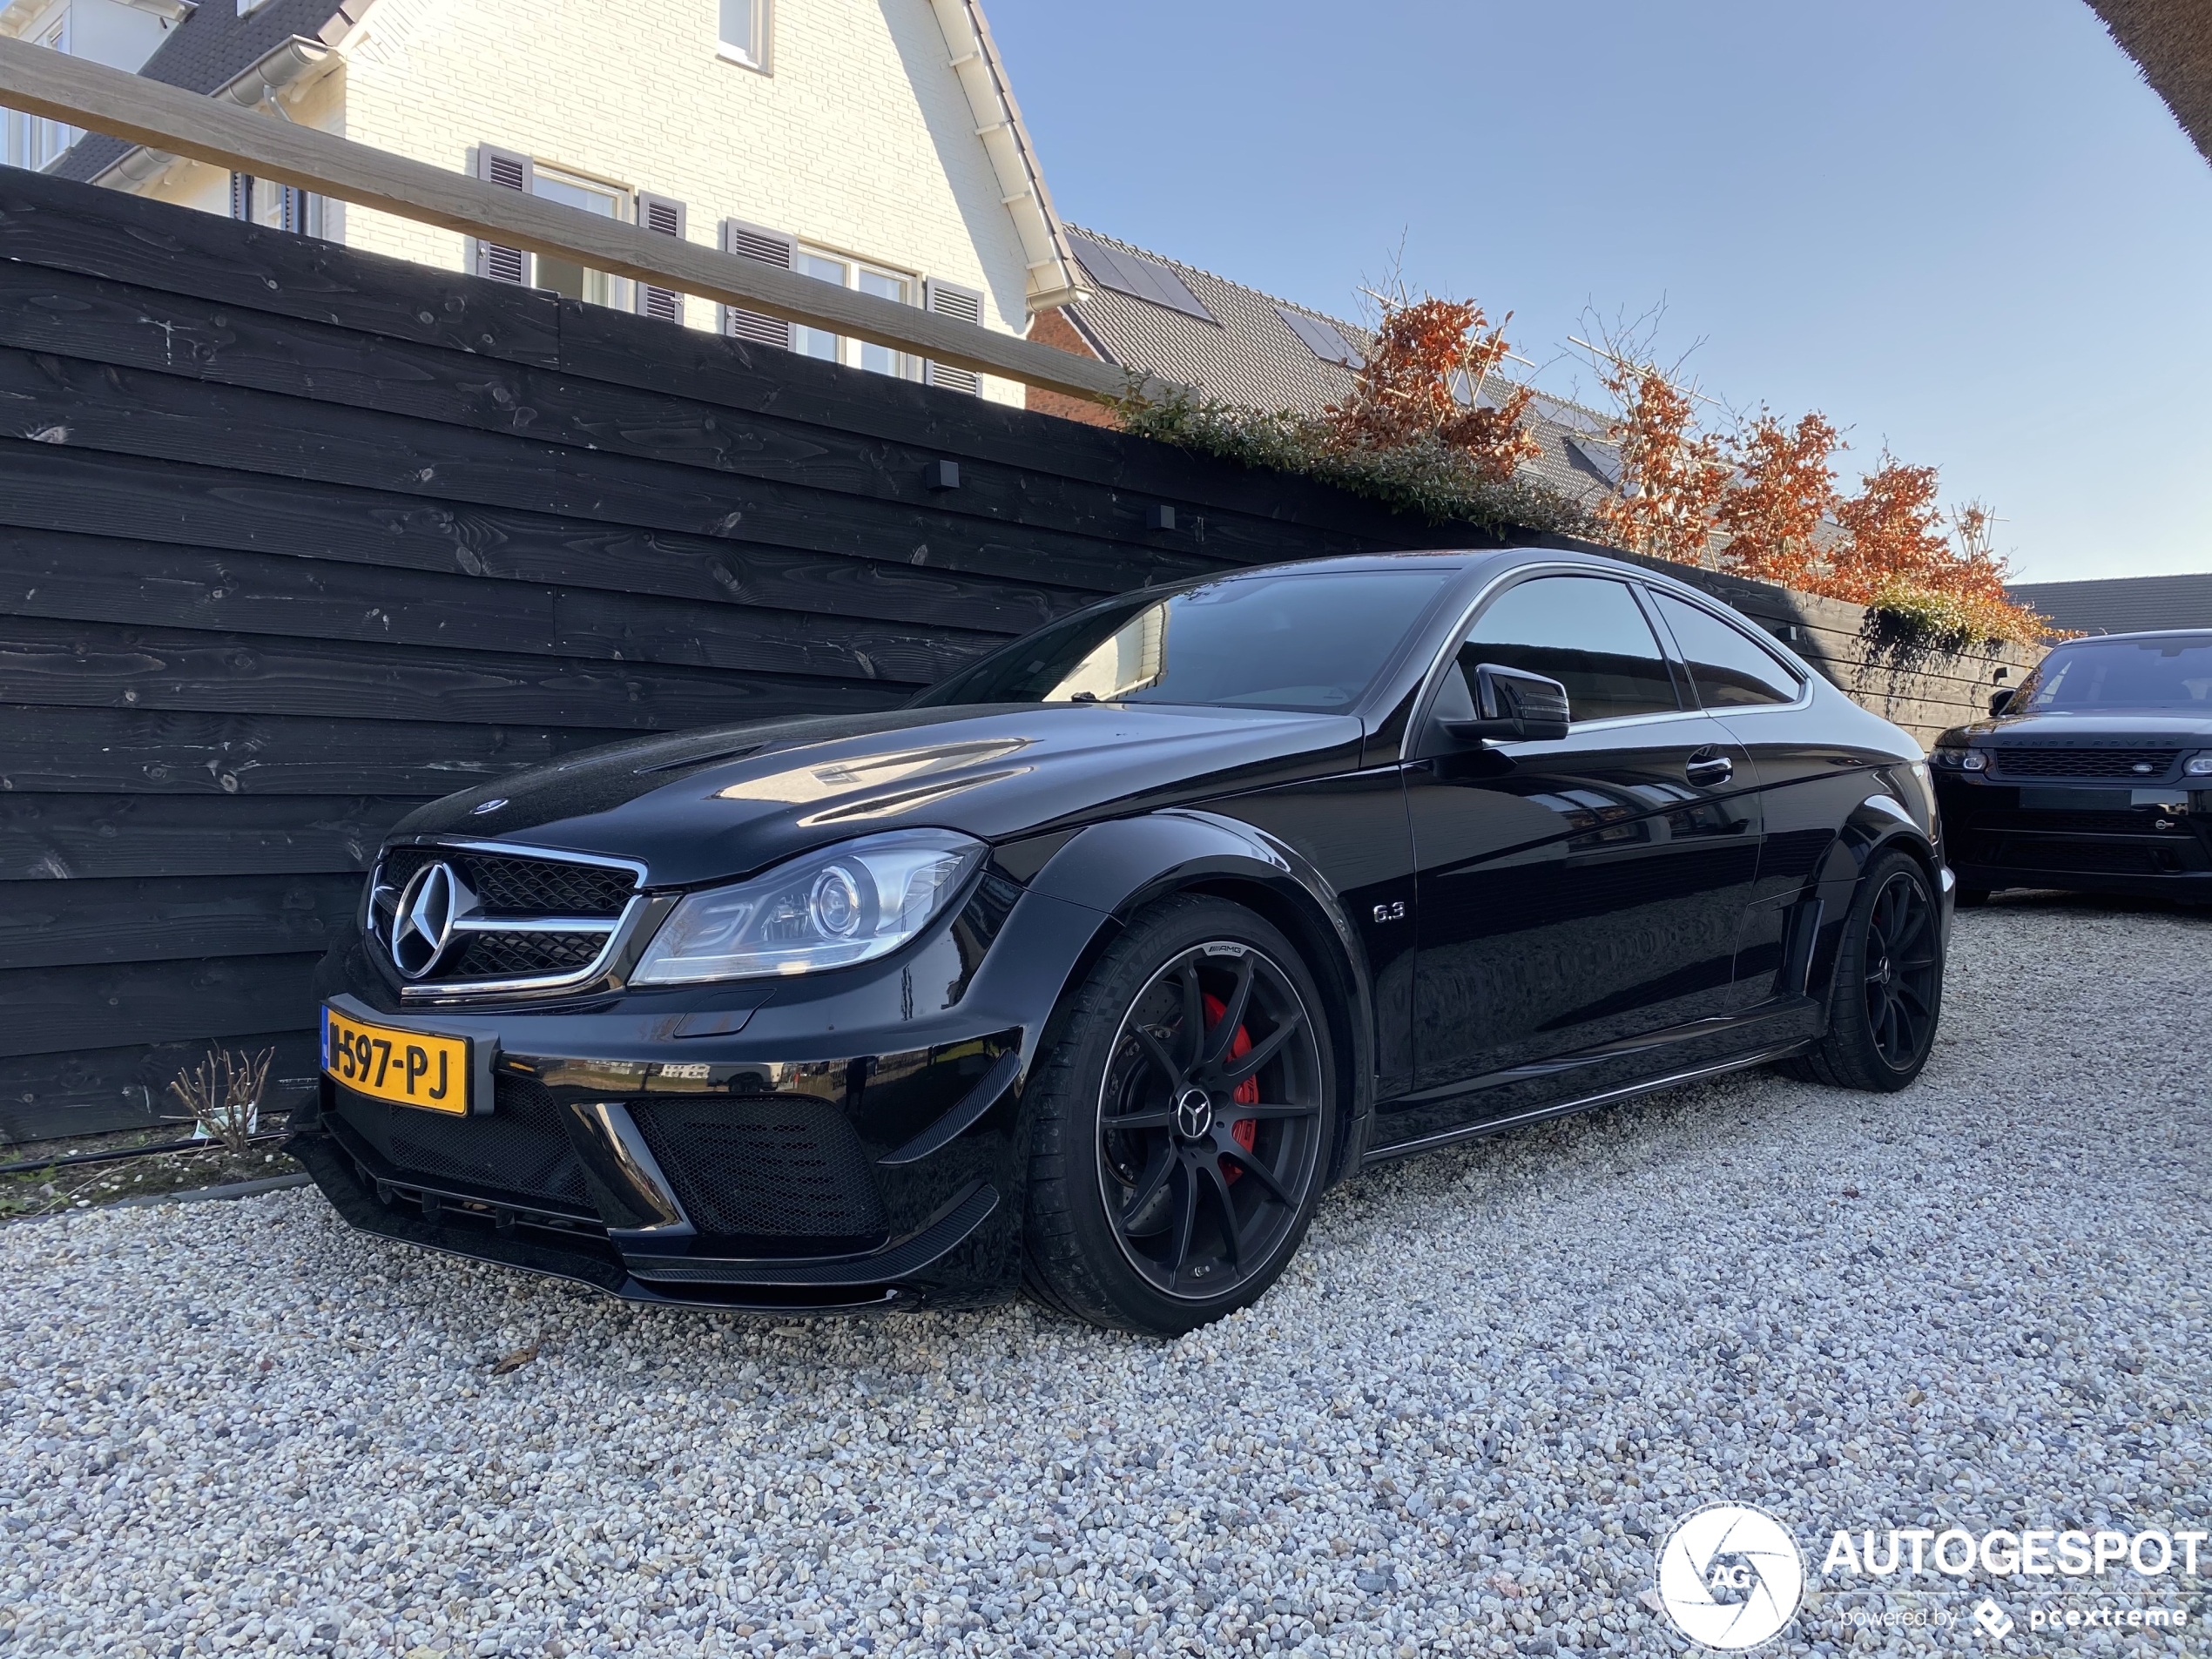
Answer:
(0, 897, 2204, 1656)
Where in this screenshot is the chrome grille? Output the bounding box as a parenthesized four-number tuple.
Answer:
(368, 841, 643, 995)
(377, 846, 635, 918)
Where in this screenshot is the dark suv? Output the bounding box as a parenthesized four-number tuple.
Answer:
(1932, 630, 2212, 904)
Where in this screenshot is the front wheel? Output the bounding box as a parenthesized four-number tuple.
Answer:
(1021, 894, 1336, 1336)
(1783, 848, 1944, 1091)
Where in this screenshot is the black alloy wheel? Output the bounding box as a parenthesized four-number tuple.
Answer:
(1095, 943, 1325, 1300)
(1021, 895, 1336, 1335)
(1783, 848, 1945, 1092)
(1860, 867, 1941, 1069)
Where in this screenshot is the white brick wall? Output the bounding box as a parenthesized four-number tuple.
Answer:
(132, 0, 1036, 404)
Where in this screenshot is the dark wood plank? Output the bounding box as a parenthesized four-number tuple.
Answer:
(0, 872, 361, 971)
(0, 525, 1002, 684)
(0, 705, 637, 794)
(0, 953, 327, 1058)
(0, 168, 1470, 543)
(0, 263, 1392, 568)
(0, 611, 914, 730)
(0, 793, 414, 880)
(0, 1028, 320, 1145)
(0, 349, 1233, 596)
(0, 443, 1083, 638)
(0, 168, 565, 363)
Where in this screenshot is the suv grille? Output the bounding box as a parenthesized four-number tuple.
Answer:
(632, 1096, 888, 1242)
(370, 844, 640, 991)
(328, 1076, 593, 1213)
(1991, 748, 2182, 780)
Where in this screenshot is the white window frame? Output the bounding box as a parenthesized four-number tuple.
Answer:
(791, 246, 916, 379)
(717, 0, 771, 71)
(526, 163, 634, 311)
(7, 5, 75, 172)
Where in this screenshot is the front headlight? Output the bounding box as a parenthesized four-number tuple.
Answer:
(631, 829, 986, 985)
(2187, 752, 2212, 778)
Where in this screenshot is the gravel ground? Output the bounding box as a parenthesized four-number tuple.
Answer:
(2, 894, 2207, 1658)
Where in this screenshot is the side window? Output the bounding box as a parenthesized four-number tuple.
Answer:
(1652, 592, 1804, 708)
(1459, 576, 1680, 723)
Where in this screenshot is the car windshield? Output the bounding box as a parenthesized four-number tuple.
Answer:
(914, 569, 1452, 712)
(2016, 635, 2212, 713)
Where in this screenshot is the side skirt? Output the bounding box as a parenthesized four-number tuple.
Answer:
(1359, 1040, 1813, 1168)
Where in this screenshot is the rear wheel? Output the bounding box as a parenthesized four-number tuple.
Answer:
(1783, 849, 1944, 1091)
(1021, 895, 1335, 1336)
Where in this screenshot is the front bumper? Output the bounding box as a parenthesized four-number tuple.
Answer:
(295, 882, 1115, 1311)
(1934, 777, 2212, 901)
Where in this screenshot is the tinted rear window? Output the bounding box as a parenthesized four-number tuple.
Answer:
(915, 570, 1451, 713)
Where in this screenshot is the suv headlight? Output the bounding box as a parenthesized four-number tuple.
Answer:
(631, 829, 986, 985)
(2188, 752, 2212, 778)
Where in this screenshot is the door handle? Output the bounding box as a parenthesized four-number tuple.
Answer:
(1686, 751, 1734, 787)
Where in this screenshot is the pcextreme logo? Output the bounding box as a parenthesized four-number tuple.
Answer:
(1656, 1503, 1806, 1650)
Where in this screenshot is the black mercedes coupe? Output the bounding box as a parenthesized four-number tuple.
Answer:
(296, 549, 1952, 1334)
(1932, 628, 2212, 905)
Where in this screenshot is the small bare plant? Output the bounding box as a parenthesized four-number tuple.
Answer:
(167, 1048, 274, 1157)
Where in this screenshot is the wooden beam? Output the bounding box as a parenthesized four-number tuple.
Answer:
(0, 36, 1137, 405)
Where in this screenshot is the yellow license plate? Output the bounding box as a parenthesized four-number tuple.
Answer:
(322, 1006, 471, 1115)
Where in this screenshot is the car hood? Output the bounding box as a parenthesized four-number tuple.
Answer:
(1941, 709, 2212, 745)
(388, 702, 1367, 887)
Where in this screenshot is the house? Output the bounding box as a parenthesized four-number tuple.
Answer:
(24, 0, 1081, 405)
(2007, 571, 2212, 635)
(2, 0, 179, 171)
(1026, 225, 1625, 512)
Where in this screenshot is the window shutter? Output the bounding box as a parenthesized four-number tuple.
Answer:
(719, 218, 794, 348)
(633, 193, 688, 324)
(475, 145, 533, 286)
(921, 280, 984, 395)
(229, 172, 253, 222)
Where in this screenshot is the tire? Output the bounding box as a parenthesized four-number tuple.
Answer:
(1954, 886, 1992, 908)
(1782, 848, 1944, 1092)
(1021, 894, 1337, 1336)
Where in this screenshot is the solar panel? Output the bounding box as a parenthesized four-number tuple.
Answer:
(1066, 232, 1217, 323)
(1564, 435, 1623, 486)
(1530, 393, 1608, 436)
(1276, 306, 1364, 368)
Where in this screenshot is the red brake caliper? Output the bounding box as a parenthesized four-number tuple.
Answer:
(1202, 994, 1260, 1181)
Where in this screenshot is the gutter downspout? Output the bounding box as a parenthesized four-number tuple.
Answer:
(92, 34, 336, 188)
(927, 0, 1087, 315)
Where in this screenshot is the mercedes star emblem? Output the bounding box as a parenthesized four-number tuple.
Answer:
(389, 861, 469, 979)
(1172, 1085, 1215, 1142)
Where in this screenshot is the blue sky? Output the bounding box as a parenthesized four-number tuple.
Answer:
(984, 0, 2212, 583)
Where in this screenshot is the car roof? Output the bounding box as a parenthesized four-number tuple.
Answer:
(1189, 545, 1653, 583)
(2048, 628, 2212, 641)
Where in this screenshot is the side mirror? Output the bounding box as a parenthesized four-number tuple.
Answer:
(1440, 663, 1572, 745)
(1988, 688, 2016, 718)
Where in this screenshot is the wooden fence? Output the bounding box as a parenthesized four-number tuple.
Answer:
(0, 169, 2030, 1148)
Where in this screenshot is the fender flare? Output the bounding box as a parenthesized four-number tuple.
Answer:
(1014, 810, 1379, 1183)
(1803, 794, 1946, 1002)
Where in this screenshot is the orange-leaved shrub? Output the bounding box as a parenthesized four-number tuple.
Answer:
(1323, 297, 1542, 487)
(1592, 361, 1730, 568)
